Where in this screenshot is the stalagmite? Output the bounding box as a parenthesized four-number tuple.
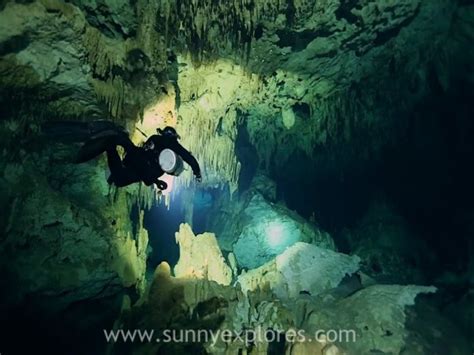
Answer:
(174, 223, 233, 285)
(282, 107, 296, 129)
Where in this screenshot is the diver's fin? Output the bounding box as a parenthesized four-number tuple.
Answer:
(41, 121, 91, 142)
(41, 120, 128, 143)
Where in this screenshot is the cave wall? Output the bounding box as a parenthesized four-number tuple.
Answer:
(0, 0, 167, 346)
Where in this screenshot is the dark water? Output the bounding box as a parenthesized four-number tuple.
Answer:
(144, 198, 183, 270)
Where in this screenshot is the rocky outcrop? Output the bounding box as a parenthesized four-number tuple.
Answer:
(174, 223, 233, 286)
(69, 0, 137, 38)
(238, 242, 360, 299)
(117, 262, 287, 354)
(0, 0, 96, 116)
(0, 143, 149, 311)
(113, 261, 342, 355)
(309, 285, 437, 354)
(232, 194, 335, 269)
(0, 0, 172, 121)
(162, 0, 462, 176)
(109, 227, 469, 355)
(0, 139, 150, 354)
(204, 173, 335, 269)
(0, 0, 159, 333)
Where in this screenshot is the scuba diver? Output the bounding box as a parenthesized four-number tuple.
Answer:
(43, 121, 201, 190)
(76, 125, 201, 190)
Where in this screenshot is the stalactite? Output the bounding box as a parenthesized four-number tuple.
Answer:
(292, 83, 385, 159)
(83, 27, 125, 79)
(131, 183, 156, 211)
(159, 0, 296, 64)
(176, 107, 242, 193)
(243, 79, 385, 171)
(135, 0, 163, 60)
(91, 77, 126, 119)
(165, 54, 279, 193)
(82, 0, 171, 121)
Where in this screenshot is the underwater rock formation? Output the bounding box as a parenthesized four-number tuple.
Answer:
(69, 0, 137, 38)
(0, 142, 148, 307)
(206, 173, 335, 268)
(309, 285, 438, 354)
(174, 223, 233, 286)
(232, 194, 335, 269)
(0, 0, 168, 121)
(0, 139, 150, 353)
(238, 242, 360, 299)
(113, 259, 342, 354)
(115, 262, 290, 354)
(108, 225, 469, 355)
(174, 58, 261, 191)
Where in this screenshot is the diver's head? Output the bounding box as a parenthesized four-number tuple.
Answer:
(157, 126, 180, 139)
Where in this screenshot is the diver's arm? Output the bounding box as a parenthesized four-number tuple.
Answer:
(143, 135, 158, 150)
(170, 141, 201, 177)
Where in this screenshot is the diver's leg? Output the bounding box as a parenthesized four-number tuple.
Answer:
(114, 133, 135, 151)
(106, 149, 140, 187)
(75, 130, 136, 164)
(106, 148, 123, 174)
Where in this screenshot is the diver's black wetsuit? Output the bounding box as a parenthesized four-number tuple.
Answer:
(107, 134, 201, 187)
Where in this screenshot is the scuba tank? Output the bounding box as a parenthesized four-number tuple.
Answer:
(158, 148, 184, 176)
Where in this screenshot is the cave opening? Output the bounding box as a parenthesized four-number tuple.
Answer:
(192, 187, 220, 234)
(382, 73, 474, 280)
(143, 197, 184, 273)
(271, 72, 474, 287)
(141, 186, 222, 274)
(235, 114, 259, 193)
